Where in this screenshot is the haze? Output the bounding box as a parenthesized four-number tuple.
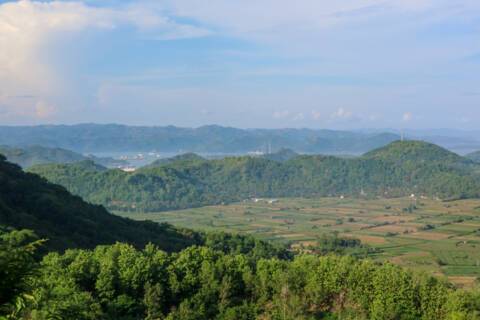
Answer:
(0, 0, 479, 129)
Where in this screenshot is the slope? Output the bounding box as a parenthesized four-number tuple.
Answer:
(0, 155, 199, 251)
(0, 145, 126, 168)
(28, 141, 480, 212)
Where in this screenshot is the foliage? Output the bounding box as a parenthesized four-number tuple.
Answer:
(0, 154, 203, 252)
(145, 153, 206, 168)
(0, 145, 125, 168)
(0, 229, 44, 319)
(466, 151, 480, 163)
(7, 242, 478, 320)
(0, 153, 292, 261)
(29, 141, 480, 212)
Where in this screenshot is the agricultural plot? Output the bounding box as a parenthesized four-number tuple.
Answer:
(116, 197, 480, 287)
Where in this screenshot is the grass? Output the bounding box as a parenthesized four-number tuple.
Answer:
(115, 196, 480, 288)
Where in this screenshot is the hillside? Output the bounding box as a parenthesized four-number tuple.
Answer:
(146, 152, 205, 168)
(29, 141, 480, 212)
(364, 140, 466, 164)
(0, 145, 126, 168)
(466, 150, 480, 163)
(0, 155, 199, 251)
(0, 124, 399, 154)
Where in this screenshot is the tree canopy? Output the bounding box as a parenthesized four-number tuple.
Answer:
(28, 141, 480, 212)
(1, 231, 478, 320)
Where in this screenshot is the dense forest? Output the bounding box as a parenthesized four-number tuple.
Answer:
(28, 141, 480, 212)
(0, 145, 126, 168)
(0, 154, 290, 257)
(2, 229, 479, 319)
(466, 150, 480, 163)
(0, 124, 399, 154)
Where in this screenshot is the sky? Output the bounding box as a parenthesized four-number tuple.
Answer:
(0, 0, 479, 129)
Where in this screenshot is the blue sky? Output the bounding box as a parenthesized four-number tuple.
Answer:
(0, 0, 479, 129)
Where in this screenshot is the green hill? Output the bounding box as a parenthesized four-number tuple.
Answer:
(0, 145, 126, 168)
(364, 140, 466, 164)
(0, 154, 199, 251)
(466, 150, 480, 163)
(28, 141, 480, 212)
(146, 152, 206, 168)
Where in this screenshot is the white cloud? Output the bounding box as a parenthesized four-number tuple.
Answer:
(311, 110, 322, 120)
(293, 112, 305, 121)
(331, 107, 353, 119)
(0, 0, 210, 121)
(165, 0, 480, 45)
(273, 110, 290, 119)
(34, 100, 56, 119)
(403, 112, 413, 122)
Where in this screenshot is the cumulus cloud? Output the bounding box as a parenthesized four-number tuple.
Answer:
(311, 110, 322, 120)
(0, 0, 210, 121)
(331, 107, 353, 119)
(34, 100, 57, 119)
(1, 0, 479, 126)
(403, 112, 413, 122)
(273, 110, 290, 119)
(293, 112, 305, 121)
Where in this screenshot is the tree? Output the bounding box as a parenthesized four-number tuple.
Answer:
(0, 229, 44, 319)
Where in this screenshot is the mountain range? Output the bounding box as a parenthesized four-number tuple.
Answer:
(28, 140, 480, 213)
(0, 124, 400, 154)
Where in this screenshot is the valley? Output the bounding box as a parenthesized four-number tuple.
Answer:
(117, 196, 480, 287)
(2, 3, 479, 317)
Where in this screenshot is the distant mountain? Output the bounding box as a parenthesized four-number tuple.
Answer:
(146, 152, 205, 168)
(0, 124, 400, 154)
(0, 145, 126, 168)
(0, 155, 199, 252)
(29, 141, 480, 212)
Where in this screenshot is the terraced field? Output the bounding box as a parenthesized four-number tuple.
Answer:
(117, 197, 480, 287)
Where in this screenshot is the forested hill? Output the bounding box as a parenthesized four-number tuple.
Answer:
(28, 141, 480, 213)
(466, 150, 480, 163)
(146, 152, 206, 168)
(0, 154, 199, 251)
(0, 123, 399, 154)
(0, 145, 126, 168)
(364, 140, 467, 163)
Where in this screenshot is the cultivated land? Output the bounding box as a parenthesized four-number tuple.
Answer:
(117, 197, 480, 287)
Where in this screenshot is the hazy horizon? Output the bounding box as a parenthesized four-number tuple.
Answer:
(2, 122, 480, 135)
(0, 0, 479, 129)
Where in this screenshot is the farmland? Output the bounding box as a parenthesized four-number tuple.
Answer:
(117, 196, 480, 287)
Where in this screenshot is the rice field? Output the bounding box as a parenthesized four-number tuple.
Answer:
(116, 196, 480, 287)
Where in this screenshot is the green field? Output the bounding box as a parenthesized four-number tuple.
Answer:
(116, 196, 480, 287)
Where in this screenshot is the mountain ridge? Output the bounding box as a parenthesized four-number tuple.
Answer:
(0, 124, 400, 154)
(0, 145, 126, 168)
(27, 140, 480, 212)
(0, 154, 199, 251)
